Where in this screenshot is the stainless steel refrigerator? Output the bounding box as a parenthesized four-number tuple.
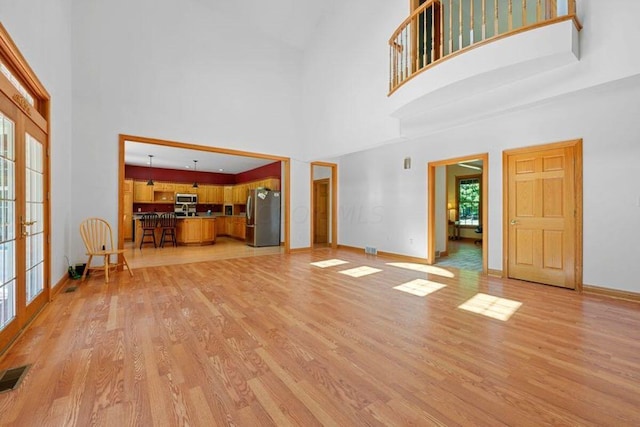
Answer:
(246, 189, 281, 247)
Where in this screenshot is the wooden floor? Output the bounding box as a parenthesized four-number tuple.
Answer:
(1, 249, 640, 426)
(125, 236, 283, 269)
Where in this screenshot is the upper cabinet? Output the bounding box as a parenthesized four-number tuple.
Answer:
(133, 181, 154, 203)
(130, 178, 280, 204)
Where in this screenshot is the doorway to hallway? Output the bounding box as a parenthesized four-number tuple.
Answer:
(427, 153, 488, 273)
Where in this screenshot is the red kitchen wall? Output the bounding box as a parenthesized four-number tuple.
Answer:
(126, 162, 281, 185)
(234, 162, 281, 184)
(125, 165, 236, 185)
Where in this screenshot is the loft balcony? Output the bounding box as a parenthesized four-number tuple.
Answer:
(388, 0, 582, 101)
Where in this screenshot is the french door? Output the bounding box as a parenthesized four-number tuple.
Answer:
(0, 87, 48, 353)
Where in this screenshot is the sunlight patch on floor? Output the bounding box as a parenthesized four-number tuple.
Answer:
(458, 293, 522, 321)
(393, 279, 446, 297)
(310, 259, 349, 268)
(386, 262, 455, 278)
(338, 266, 382, 278)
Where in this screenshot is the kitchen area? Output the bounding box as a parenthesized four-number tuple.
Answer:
(122, 141, 283, 267)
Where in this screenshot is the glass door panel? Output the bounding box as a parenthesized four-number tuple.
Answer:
(24, 132, 44, 303)
(0, 112, 16, 330)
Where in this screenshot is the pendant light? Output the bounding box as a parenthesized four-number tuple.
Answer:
(192, 160, 199, 188)
(146, 154, 154, 186)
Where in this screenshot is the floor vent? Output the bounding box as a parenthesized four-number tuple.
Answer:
(365, 246, 378, 255)
(64, 286, 78, 293)
(0, 364, 31, 394)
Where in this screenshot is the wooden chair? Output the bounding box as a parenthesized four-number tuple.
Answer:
(139, 213, 159, 249)
(159, 212, 178, 247)
(79, 217, 133, 283)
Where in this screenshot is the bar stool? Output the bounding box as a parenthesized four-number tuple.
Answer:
(140, 213, 159, 249)
(159, 212, 178, 247)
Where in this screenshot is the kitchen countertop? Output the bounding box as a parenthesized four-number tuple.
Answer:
(133, 213, 246, 219)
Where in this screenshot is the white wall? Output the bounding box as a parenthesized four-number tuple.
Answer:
(290, 160, 310, 249)
(2, 0, 74, 286)
(336, 76, 640, 292)
(69, 0, 308, 259)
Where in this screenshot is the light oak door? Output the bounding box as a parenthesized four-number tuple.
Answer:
(506, 144, 578, 289)
(313, 180, 329, 244)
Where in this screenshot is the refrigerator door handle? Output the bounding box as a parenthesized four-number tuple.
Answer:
(246, 194, 252, 222)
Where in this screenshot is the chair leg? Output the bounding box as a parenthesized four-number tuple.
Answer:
(104, 254, 109, 283)
(82, 255, 93, 281)
(160, 229, 166, 248)
(122, 254, 134, 277)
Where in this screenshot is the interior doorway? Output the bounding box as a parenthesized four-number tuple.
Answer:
(427, 153, 488, 273)
(117, 134, 291, 258)
(310, 162, 338, 249)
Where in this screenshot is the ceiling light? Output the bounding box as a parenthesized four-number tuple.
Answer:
(146, 154, 154, 186)
(192, 160, 199, 188)
(458, 163, 481, 171)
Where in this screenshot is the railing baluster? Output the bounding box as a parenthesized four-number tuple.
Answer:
(508, 0, 513, 31)
(459, 0, 463, 49)
(440, 1, 444, 59)
(431, 4, 436, 63)
(470, 0, 475, 44)
(482, 0, 486, 39)
(523, 0, 527, 26)
(537, 0, 542, 21)
(494, 0, 499, 35)
(422, 8, 429, 67)
(449, 0, 454, 54)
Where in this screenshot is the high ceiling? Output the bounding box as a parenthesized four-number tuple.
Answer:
(125, 141, 277, 174)
(211, 0, 340, 50)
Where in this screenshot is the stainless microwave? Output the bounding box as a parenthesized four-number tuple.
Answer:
(175, 193, 197, 204)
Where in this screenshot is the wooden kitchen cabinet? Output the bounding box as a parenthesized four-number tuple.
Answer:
(178, 219, 201, 244)
(154, 181, 175, 192)
(201, 218, 216, 243)
(232, 184, 248, 204)
(224, 186, 233, 204)
(216, 216, 226, 235)
(175, 183, 197, 194)
(176, 217, 217, 245)
(133, 180, 154, 202)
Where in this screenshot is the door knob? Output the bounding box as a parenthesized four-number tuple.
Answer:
(510, 219, 518, 225)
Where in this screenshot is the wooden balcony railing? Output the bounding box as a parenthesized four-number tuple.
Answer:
(389, 0, 581, 95)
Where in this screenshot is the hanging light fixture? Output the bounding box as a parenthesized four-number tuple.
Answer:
(146, 154, 154, 186)
(192, 160, 199, 188)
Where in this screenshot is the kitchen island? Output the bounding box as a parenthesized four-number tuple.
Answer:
(134, 215, 217, 246)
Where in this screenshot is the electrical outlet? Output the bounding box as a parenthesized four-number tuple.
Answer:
(409, 238, 413, 244)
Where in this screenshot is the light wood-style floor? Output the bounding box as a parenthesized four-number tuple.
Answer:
(1, 249, 640, 426)
(125, 236, 283, 269)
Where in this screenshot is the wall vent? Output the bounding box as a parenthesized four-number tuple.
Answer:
(365, 246, 378, 255)
(435, 250, 441, 258)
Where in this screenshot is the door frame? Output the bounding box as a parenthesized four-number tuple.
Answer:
(0, 23, 51, 355)
(310, 162, 338, 249)
(427, 153, 488, 273)
(117, 134, 291, 255)
(502, 139, 583, 290)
